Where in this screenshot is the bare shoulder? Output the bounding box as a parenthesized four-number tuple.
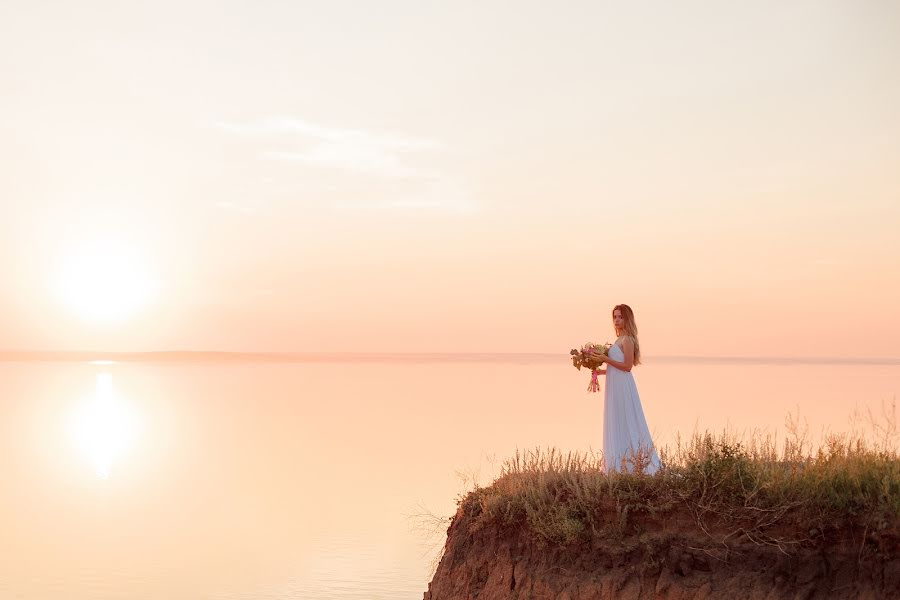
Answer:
(622, 335, 636, 347)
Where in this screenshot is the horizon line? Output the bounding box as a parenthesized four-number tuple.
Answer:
(0, 350, 898, 366)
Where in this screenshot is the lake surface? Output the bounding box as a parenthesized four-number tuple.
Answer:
(1, 355, 898, 599)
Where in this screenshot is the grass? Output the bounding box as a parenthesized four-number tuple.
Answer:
(454, 401, 900, 556)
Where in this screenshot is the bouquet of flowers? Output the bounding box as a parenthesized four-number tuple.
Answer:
(569, 342, 611, 393)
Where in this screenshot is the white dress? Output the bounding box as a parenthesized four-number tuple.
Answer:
(602, 342, 661, 474)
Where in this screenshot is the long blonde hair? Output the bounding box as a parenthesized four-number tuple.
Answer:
(613, 304, 641, 365)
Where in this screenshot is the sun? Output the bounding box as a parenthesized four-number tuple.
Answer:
(53, 240, 160, 324)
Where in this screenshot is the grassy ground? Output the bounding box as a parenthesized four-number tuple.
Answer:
(455, 403, 900, 554)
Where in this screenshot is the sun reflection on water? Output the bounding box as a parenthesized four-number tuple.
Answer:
(68, 373, 139, 478)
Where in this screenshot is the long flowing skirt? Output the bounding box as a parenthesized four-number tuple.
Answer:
(602, 357, 660, 474)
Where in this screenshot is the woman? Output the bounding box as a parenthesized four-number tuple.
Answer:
(590, 304, 661, 475)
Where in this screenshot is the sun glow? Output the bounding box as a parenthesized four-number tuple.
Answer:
(53, 240, 159, 323)
(69, 373, 140, 479)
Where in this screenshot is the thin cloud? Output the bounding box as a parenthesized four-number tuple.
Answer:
(215, 116, 476, 212)
(216, 116, 442, 178)
(216, 117, 441, 150)
(262, 149, 422, 179)
(215, 200, 260, 214)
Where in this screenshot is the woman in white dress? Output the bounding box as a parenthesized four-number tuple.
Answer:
(590, 304, 661, 475)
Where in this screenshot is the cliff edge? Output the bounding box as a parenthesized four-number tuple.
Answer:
(424, 500, 899, 599)
(423, 441, 900, 600)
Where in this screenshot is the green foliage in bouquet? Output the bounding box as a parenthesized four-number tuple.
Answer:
(569, 342, 610, 371)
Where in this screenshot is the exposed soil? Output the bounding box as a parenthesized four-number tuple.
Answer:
(423, 503, 900, 599)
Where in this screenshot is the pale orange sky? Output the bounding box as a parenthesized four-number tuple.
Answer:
(1, 1, 898, 357)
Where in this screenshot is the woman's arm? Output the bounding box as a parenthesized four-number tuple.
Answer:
(602, 338, 635, 372)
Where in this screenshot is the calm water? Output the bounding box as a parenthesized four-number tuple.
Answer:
(1, 356, 898, 599)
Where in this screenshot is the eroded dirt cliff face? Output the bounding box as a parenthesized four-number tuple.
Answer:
(423, 505, 900, 600)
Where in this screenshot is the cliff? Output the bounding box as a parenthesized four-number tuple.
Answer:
(423, 441, 900, 600)
(423, 499, 900, 599)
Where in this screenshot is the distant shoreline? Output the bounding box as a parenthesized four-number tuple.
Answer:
(0, 351, 897, 366)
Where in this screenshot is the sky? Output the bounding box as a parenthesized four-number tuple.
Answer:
(1, 0, 898, 357)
